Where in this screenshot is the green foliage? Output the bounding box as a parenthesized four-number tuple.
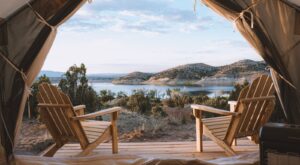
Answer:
(202, 97, 229, 110)
(127, 90, 152, 114)
(193, 94, 209, 104)
(28, 75, 51, 118)
(229, 80, 249, 100)
(58, 64, 99, 113)
(163, 98, 176, 107)
(164, 90, 192, 108)
(99, 90, 115, 104)
(115, 97, 129, 107)
(116, 91, 127, 99)
(151, 105, 167, 117)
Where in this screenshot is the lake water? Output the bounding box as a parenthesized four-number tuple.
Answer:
(90, 82, 234, 98)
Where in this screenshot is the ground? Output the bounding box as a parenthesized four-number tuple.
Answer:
(15, 108, 199, 155)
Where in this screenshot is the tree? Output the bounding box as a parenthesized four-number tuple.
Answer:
(99, 90, 115, 105)
(58, 64, 99, 113)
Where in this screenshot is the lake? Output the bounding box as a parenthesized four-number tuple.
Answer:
(90, 82, 234, 98)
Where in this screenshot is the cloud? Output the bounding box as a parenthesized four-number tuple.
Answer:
(62, 0, 216, 34)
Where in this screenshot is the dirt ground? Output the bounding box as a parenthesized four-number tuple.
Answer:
(15, 108, 197, 155)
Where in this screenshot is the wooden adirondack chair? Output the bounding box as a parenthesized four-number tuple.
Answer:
(36, 83, 122, 157)
(191, 75, 276, 156)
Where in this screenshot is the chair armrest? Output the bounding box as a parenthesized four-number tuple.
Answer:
(191, 104, 238, 116)
(73, 105, 86, 111)
(72, 107, 123, 120)
(73, 105, 85, 116)
(228, 101, 237, 112)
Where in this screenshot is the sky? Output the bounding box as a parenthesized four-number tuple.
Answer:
(42, 0, 262, 74)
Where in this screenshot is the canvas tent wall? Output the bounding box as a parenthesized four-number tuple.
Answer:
(200, 0, 300, 123)
(0, 0, 87, 163)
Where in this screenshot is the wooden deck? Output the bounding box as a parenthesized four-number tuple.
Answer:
(51, 140, 258, 160)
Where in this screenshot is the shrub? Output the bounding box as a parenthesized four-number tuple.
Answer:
(127, 90, 152, 114)
(151, 105, 167, 117)
(115, 97, 129, 107)
(99, 90, 115, 104)
(116, 91, 127, 99)
(202, 96, 229, 110)
(162, 98, 175, 107)
(193, 94, 209, 104)
(229, 80, 249, 100)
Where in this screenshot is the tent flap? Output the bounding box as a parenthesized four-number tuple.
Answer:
(202, 0, 300, 124)
(0, 0, 87, 162)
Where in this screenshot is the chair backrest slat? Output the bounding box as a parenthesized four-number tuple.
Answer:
(238, 76, 269, 135)
(37, 85, 65, 136)
(37, 83, 89, 149)
(48, 85, 76, 137)
(246, 77, 274, 133)
(39, 84, 73, 137)
(224, 75, 275, 145)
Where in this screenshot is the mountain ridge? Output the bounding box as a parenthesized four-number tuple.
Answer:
(113, 59, 268, 86)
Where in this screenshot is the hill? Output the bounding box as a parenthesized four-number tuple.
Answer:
(113, 59, 268, 86)
(112, 72, 154, 84)
(214, 59, 267, 78)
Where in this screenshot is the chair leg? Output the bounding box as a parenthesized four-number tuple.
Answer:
(111, 112, 118, 154)
(111, 125, 118, 154)
(194, 110, 203, 152)
(233, 138, 237, 146)
(222, 142, 236, 156)
(41, 143, 62, 157)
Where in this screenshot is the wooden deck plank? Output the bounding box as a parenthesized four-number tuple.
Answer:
(51, 140, 258, 159)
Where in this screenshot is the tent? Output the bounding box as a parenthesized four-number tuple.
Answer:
(0, 0, 299, 164)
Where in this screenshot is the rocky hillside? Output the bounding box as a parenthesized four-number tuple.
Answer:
(112, 72, 154, 84)
(151, 63, 218, 80)
(214, 59, 267, 78)
(113, 59, 268, 86)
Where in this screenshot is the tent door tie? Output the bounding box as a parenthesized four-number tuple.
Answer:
(234, 9, 254, 29)
(232, 0, 263, 29)
(26, 2, 56, 31)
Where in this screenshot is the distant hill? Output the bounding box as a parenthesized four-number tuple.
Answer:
(112, 72, 154, 84)
(214, 59, 267, 78)
(113, 59, 268, 86)
(151, 63, 217, 80)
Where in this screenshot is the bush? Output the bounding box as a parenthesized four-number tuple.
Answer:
(193, 94, 209, 104)
(163, 93, 192, 108)
(127, 90, 152, 114)
(229, 80, 249, 100)
(116, 91, 127, 99)
(202, 96, 229, 109)
(151, 105, 167, 117)
(99, 90, 115, 104)
(115, 97, 129, 107)
(162, 98, 176, 107)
